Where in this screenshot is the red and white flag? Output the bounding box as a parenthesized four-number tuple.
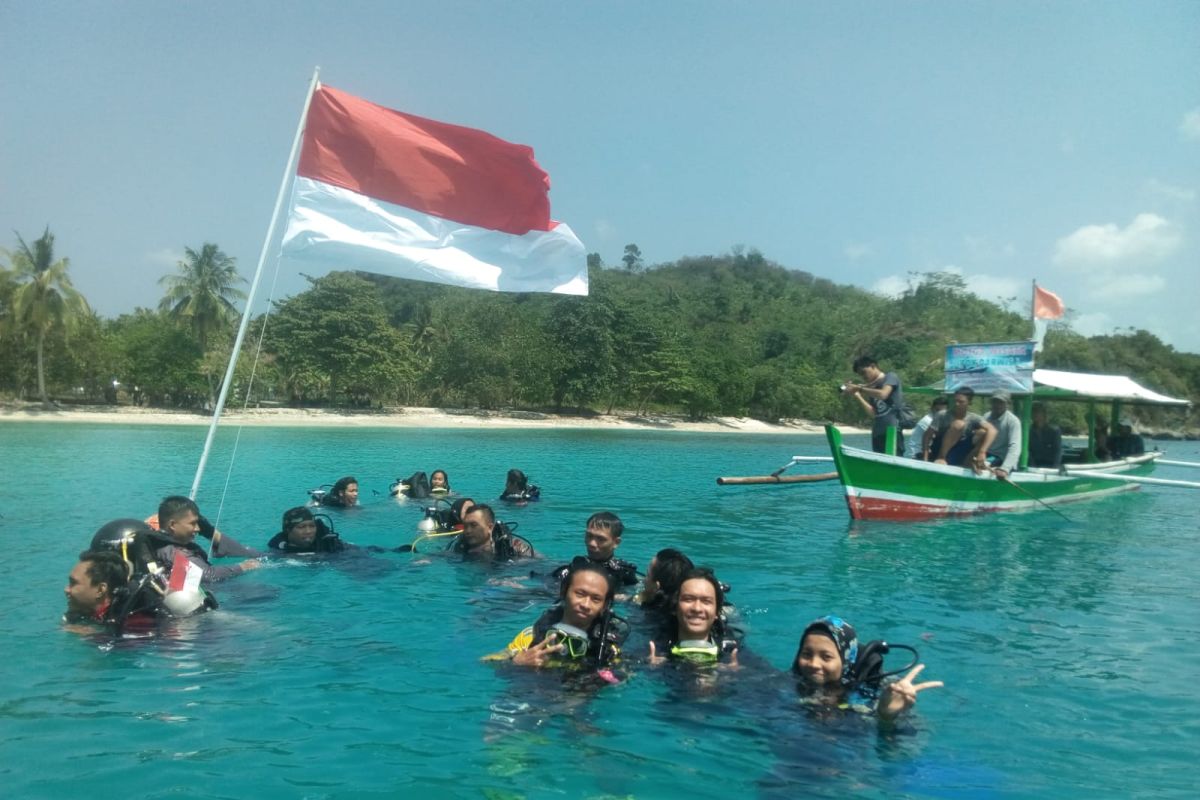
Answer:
(281, 84, 587, 295)
(1033, 285, 1065, 320)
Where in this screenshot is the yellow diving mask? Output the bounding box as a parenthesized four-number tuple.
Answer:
(671, 639, 720, 664)
(548, 622, 591, 659)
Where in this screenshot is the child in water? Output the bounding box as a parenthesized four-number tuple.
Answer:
(793, 615, 942, 721)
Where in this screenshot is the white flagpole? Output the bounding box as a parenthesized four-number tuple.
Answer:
(189, 67, 322, 500)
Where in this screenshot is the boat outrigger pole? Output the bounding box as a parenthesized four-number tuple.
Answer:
(188, 67, 322, 500)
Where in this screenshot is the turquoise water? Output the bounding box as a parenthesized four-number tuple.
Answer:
(2, 422, 1198, 799)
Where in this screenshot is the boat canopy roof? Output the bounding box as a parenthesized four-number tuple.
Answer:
(910, 368, 1191, 407)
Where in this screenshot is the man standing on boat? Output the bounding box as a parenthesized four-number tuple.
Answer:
(845, 355, 905, 455)
(984, 391, 1022, 479)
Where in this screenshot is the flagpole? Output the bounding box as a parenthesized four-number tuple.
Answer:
(189, 66, 321, 500)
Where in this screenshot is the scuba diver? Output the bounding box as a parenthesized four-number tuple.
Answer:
(489, 561, 627, 673)
(448, 504, 537, 562)
(791, 615, 942, 721)
(498, 468, 540, 504)
(316, 476, 360, 508)
(390, 471, 431, 499)
(430, 469, 451, 494)
(267, 507, 347, 553)
(63, 549, 159, 634)
(148, 496, 262, 584)
(546, 512, 639, 593)
(648, 568, 741, 667)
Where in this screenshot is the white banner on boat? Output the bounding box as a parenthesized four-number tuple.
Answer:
(945, 341, 1035, 394)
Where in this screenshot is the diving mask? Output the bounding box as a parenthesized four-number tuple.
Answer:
(548, 622, 590, 659)
(671, 639, 720, 664)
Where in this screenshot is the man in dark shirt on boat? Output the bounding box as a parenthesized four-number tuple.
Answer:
(844, 355, 905, 455)
(1027, 402, 1063, 468)
(922, 387, 997, 472)
(452, 504, 538, 562)
(1110, 417, 1146, 459)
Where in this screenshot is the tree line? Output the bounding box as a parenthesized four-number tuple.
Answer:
(2, 229, 1197, 433)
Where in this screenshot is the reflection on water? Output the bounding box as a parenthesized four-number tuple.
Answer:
(0, 424, 1197, 798)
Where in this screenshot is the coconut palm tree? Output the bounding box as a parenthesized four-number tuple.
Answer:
(3, 228, 90, 405)
(158, 243, 246, 352)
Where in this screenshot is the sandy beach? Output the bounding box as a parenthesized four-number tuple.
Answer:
(0, 402, 863, 436)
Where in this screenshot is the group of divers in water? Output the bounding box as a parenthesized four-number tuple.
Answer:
(64, 467, 941, 724)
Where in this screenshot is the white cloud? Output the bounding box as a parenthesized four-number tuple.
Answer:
(145, 248, 184, 268)
(1181, 107, 1200, 141)
(1052, 213, 1181, 268)
(1071, 311, 1113, 338)
(871, 274, 909, 298)
(1143, 178, 1196, 204)
(844, 242, 872, 260)
(1085, 273, 1167, 301)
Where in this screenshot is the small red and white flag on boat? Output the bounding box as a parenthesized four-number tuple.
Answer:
(1033, 284, 1065, 320)
(1031, 282, 1065, 353)
(167, 551, 203, 593)
(280, 84, 587, 295)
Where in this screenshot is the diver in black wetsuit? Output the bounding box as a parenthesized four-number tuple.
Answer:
(267, 507, 347, 553)
(546, 512, 638, 593)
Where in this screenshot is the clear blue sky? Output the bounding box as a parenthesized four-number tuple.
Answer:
(3, 1, 1198, 351)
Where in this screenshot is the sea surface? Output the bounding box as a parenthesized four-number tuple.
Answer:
(1, 422, 1197, 799)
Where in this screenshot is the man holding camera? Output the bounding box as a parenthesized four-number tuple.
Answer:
(843, 355, 905, 455)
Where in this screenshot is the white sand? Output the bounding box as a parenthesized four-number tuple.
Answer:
(0, 403, 866, 436)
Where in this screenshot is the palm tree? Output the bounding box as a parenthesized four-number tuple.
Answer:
(158, 243, 246, 352)
(3, 228, 90, 405)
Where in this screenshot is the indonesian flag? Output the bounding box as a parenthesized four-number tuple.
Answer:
(167, 551, 203, 593)
(1034, 285, 1065, 319)
(1032, 283, 1065, 353)
(280, 84, 587, 295)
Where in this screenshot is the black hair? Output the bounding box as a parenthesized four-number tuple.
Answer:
(281, 506, 314, 533)
(852, 355, 878, 372)
(332, 476, 358, 498)
(431, 469, 450, 489)
(78, 549, 130, 592)
(559, 560, 616, 608)
(503, 469, 528, 495)
(586, 511, 623, 539)
(465, 503, 495, 527)
(651, 548, 694, 598)
(158, 495, 199, 529)
(670, 567, 726, 612)
(953, 386, 975, 401)
(449, 497, 476, 525)
(931, 396, 948, 408)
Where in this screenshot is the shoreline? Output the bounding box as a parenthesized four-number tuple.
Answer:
(0, 403, 864, 436)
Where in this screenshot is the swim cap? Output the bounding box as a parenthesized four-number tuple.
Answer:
(796, 615, 859, 686)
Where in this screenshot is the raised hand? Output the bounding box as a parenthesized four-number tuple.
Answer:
(648, 641, 666, 666)
(878, 663, 943, 720)
(512, 634, 564, 668)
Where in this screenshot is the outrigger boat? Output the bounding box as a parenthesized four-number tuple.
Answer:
(721, 366, 1196, 521)
(829, 369, 1192, 520)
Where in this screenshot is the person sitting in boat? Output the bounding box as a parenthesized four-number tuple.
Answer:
(1111, 417, 1146, 459)
(488, 561, 627, 671)
(843, 355, 906, 455)
(449, 504, 538, 562)
(648, 568, 741, 668)
(983, 390, 1022, 479)
(149, 496, 262, 584)
(1028, 402, 1063, 468)
(499, 468, 540, 504)
(905, 396, 948, 459)
(63, 549, 156, 634)
(267, 507, 346, 554)
(791, 615, 942, 722)
(320, 476, 360, 508)
(922, 387, 997, 472)
(1093, 419, 1112, 461)
(546, 512, 639, 594)
(430, 470, 452, 495)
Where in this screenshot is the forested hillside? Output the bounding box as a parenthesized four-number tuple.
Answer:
(3, 239, 1197, 432)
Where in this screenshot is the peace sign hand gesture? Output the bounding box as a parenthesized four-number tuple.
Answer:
(878, 663, 943, 720)
(512, 635, 564, 668)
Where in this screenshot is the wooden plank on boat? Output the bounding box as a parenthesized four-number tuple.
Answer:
(717, 472, 839, 485)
